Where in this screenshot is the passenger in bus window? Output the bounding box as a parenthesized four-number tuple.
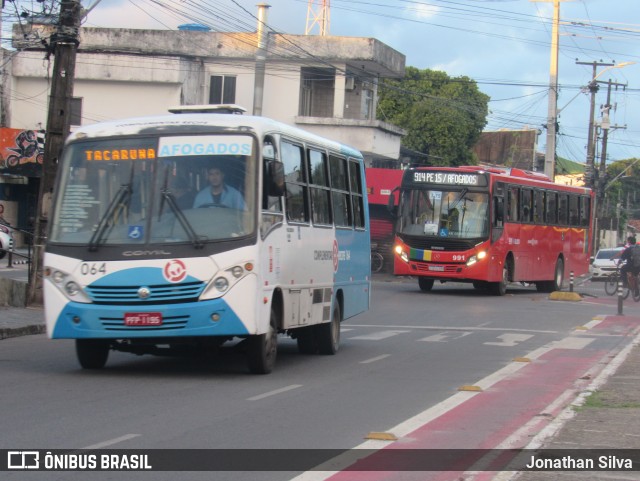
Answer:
(193, 164, 246, 210)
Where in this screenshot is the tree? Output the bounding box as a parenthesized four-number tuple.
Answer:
(377, 67, 489, 166)
(602, 158, 640, 234)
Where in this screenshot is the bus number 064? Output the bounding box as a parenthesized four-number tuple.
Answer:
(80, 263, 107, 276)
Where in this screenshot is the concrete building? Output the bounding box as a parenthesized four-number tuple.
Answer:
(7, 20, 406, 166)
(0, 14, 406, 242)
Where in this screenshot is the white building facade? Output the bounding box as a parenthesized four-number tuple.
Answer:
(8, 22, 406, 166)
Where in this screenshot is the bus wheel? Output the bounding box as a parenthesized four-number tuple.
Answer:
(76, 339, 109, 369)
(296, 326, 318, 354)
(418, 278, 434, 291)
(247, 309, 278, 374)
(491, 264, 509, 296)
(316, 302, 341, 355)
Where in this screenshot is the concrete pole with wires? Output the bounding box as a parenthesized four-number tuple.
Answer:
(28, 0, 83, 305)
(253, 4, 271, 116)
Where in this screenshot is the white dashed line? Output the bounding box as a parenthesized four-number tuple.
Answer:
(359, 354, 390, 364)
(247, 384, 303, 401)
(82, 434, 141, 449)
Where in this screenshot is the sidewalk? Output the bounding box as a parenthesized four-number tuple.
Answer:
(2, 266, 640, 479)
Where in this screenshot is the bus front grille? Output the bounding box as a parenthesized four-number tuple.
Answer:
(85, 281, 206, 304)
(412, 262, 462, 273)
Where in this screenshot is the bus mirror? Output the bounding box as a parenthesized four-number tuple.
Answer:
(267, 160, 285, 196)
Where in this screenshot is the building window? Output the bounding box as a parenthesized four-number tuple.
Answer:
(209, 75, 236, 104)
(362, 87, 373, 120)
(299, 67, 335, 117)
(70, 97, 83, 126)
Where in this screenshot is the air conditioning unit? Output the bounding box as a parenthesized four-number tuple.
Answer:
(345, 77, 356, 91)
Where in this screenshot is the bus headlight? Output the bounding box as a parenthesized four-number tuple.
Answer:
(466, 251, 487, 267)
(65, 281, 81, 297)
(395, 245, 409, 263)
(229, 266, 244, 278)
(202, 261, 255, 299)
(214, 276, 229, 292)
(45, 266, 90, 302)
(52, 270, 66, 284)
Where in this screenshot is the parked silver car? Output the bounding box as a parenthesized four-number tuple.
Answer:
(0, 223, 14, 259)
(590, 247, 624, 279)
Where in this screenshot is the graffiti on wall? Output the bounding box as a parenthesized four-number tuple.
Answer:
(0, 128, 45, 177)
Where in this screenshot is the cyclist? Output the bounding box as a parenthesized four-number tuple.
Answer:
(619, 235, 640, 296)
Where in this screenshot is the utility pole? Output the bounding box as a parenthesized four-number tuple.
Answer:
(545, 0, 559, 180)
(595, 78, 627, 253)
(530, 0, 569, 181)
(576, 60, 613, 187)
(28, 0, 82, 304)
(253, 3, 270, 116)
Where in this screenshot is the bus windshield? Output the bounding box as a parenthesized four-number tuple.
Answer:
(398, 188, 489, 239)
(49, 134, 257, 247)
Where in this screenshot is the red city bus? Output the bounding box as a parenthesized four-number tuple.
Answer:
(389, 166, 593, 295)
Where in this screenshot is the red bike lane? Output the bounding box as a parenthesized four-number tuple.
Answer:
(307, 313, 640, 481)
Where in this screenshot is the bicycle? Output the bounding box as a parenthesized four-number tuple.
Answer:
(370, 244, 384, 274)
(628, 268, 640, 302)
(603, 260, 639, 301)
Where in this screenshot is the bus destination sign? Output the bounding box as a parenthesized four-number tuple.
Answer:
(412, 171, 486, 187)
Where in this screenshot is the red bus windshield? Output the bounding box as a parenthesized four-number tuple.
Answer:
(398, 189, 489, 240)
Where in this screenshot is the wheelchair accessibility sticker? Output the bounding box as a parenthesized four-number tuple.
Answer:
(128, 225, 143, 240)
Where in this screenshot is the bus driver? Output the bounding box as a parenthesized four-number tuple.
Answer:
(193, 164, 246, 210)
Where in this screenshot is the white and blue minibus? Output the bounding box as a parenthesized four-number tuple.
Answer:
(44, 106, 371, 373)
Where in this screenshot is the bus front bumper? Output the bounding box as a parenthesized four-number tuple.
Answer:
(50, 299, 250, 339)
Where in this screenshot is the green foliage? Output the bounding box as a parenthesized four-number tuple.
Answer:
(377, 67, 489, 166)
(603, 158, 640, 224)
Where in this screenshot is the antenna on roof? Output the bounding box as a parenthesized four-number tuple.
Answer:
(306, 0, 330, 35)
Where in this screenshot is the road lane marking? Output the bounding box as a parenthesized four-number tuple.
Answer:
(549, 337, 595, 350)
(347, 323, 557, 334)
(419, 331, 472, 342)
(359, 354, 390, 364)
(82, 434, 140, 449)
(348, 330, 410, 340)
(247, 384, 302, 401)
(484, 333, 533, 347)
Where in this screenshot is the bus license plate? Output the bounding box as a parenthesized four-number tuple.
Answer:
(124, 312, 163, 326)
(428, 265, 445, 272)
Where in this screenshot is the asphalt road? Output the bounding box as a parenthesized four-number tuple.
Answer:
(1, 277, 638, 481)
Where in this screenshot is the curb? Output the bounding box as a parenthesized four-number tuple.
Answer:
(0, 324, 46, 340)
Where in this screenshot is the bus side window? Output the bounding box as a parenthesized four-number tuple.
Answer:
(349, 159, 365, 229)
(507, 187, 519, 222)
(558, 194, 568, 225)
(329, 154, 352, 227)
(569, 195, 579, 226)
(520, 188, 532, 223)
(533, 190, 544, 224)
(580, 195, 590, 227)
(262, 137, 283, 212)
(546, 191, 557, 224)
(308, 148, 332, 226)
(281, 140, 309, 223)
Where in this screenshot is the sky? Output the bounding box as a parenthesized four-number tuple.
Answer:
(7, 0, 640, 165)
